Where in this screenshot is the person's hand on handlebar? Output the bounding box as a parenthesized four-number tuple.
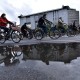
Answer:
(63, 23, 67, 25)
(45, 19, 53, 24)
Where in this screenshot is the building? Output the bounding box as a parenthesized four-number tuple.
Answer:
(18, 6, 79, 29)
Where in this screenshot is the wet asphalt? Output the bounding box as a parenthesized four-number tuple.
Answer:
(0, 61, 53, 80)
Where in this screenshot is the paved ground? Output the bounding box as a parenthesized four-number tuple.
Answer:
(1, 34, 80, 46)
(0, 35, 80, 80)
(0, 58, 80, 80)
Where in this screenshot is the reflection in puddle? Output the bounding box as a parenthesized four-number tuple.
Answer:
(0, 43, 80, 66)
(0, 45, 22, 66)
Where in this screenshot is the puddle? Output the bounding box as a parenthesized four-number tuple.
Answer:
(0, 42, 80, 66)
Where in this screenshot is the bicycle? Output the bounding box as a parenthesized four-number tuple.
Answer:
(48, 23, 76, 39)
(68, 24, 79, 35)
(20, 23, 34, 40)
(34, 22, 60, 40)
(0, 24, 21, 44)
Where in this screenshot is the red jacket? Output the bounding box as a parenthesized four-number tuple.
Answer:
(0, 17, 9, 27)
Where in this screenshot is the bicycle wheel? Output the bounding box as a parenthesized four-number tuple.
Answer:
(11, 30, 21, 43)
(67, 29, 75, 37)
(13, 51, 22, 57)
(19, 32, 23, 40)
(34, 30, 43, 40)
(27, 30, 33, 39)
(0, 32, 6, 44)
(49, 29, 60, 39)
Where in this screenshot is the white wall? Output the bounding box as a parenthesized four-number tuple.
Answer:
(52, 10, 68, 25)
(68, 10, 79, 26)
(58, 9, 68, 24)
(46, 12, 53, 22)
(30, 16, 35, 29)
(53, 11, 59, 25)
(34, 15, 39, 22)
(19, 9, 79, 28)
(20, 17, 27, 26)
(26, 17, 30, 24)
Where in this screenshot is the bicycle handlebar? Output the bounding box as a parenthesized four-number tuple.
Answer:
(9, 23, 16, 28)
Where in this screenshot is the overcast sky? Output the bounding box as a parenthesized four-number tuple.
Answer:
(0, 0, 79, 24)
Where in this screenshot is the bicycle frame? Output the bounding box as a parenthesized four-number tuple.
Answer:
(0, 25, 21, 44)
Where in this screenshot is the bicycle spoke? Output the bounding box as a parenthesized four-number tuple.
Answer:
(11, 31, 21, 43)
(0, 32, 6, 44)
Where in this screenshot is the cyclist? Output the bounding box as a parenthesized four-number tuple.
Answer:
(21, 23, 32, 37)
(0, 13, 14, 39)
(58, 17, 65, 32)
(38, 13, 51, 34)
(0, 13, 13, 33)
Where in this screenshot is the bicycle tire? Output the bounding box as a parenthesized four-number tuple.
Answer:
(19, 33, 23, 40)
(49, 29, 60, 39)
(34, 30, 43, 40)
(11, 30, 21, 43)
(0, 32, 6, 44)
(67, 29, 75, 37)
(27, 30, 33, 39)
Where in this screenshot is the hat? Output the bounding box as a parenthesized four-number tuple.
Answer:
(1, 13, 6, 17)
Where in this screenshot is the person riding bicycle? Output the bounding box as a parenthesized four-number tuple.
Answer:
(58, 17, 65, 32)
(38, 13, 51, 34)
(0, 13, 14, 39)
(0, 13, 14, 33)
(21, 23, 32, 37)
